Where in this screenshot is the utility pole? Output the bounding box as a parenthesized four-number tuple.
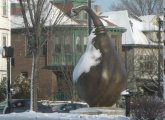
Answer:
(163, 0, 165, 98)
(157, 17, 162, 97)
(2, 46, 14, 114)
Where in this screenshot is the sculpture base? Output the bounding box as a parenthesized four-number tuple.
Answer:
(70, 107, 125, 115)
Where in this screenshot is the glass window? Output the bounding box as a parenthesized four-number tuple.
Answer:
(76, 36, 82, 52)
(83, 36, 87, 49)
(42, 42, 47, 56)
(139, 55, 155, 74)
(64, 36, 71, 53)
(111, 35, 119, 52)
(3, 0, 8, 17)
(55, 36, 61, 52)
(25, 35, 47, 56)
(2, 33, 7, 47)
(83, 13, 87, 19)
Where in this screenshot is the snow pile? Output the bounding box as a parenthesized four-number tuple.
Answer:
(0, 111, 130, 120)
(121, 90, 129, 96)
(70, 107, 125, 115)
(73, 28, 102, 82)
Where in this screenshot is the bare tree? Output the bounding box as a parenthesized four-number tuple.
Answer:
(18, 0, 65, 111)
(109, 0, 163, 16)
(60, 56, 75, 102)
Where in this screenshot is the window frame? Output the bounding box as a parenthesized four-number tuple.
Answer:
(2, 0, 8, 17)
(2, 33, 8, 47)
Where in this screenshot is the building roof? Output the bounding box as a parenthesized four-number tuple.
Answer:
(101, 10, 159, 45)
(11, 1, 78, 29)
(140, 15, 157, 23)
(140, 15, 163, 28)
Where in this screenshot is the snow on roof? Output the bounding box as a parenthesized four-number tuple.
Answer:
(101, 10, 158, 45)
(11, 0, 19, 3)
(140, 21, 159, 32)
(140, 15, 157, 23)
(100, 18, 117, 27)
(140, 15, 161, 31)
(11, 2, 78, 29)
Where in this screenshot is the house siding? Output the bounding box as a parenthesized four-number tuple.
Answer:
(0, 0, 11, 82)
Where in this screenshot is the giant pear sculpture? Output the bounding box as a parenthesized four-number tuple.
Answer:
(72, 6, 127, 107)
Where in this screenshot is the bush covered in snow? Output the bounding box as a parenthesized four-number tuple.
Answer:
(0, 79, 6, 102)
(12, 74, 30, 99)
(131, 96, 165, 120)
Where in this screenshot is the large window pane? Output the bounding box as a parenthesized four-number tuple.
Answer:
(76, 36, 82, 52)
(64, 36, 71, 53)
(3, 0, 7, 17)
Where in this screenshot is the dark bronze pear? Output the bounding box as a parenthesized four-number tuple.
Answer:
(72, 6, 127, 107)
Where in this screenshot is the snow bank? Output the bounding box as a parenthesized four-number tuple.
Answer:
(72, 28, 102, 82)
(0, 111, 130, 120)
(70, 107, 125, 116)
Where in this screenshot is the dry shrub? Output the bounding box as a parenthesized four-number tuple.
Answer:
(131, 96, 165, 120)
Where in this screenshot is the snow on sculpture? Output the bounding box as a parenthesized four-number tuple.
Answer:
(72, 6, 127, 107)
(73, 28, 102, 82)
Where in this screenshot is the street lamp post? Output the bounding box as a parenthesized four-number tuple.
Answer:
(157, 17, 163, 97)
(2, 46, 14, 114)
(121, 90, 130, 117)
(163, 0, 165, 99)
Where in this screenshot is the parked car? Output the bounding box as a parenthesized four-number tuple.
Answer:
(52, 102, 88, 113)
(0, 99, 52, 114)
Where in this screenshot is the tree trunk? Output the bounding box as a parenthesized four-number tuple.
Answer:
(30, 52, 38, 111)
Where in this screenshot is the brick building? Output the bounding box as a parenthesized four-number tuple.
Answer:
(11, 29, 57, 100)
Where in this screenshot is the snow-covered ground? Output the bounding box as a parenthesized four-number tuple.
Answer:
(0, 111, 130, 120)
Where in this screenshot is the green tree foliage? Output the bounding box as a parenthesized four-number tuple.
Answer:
(12, 74, 30, 99)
